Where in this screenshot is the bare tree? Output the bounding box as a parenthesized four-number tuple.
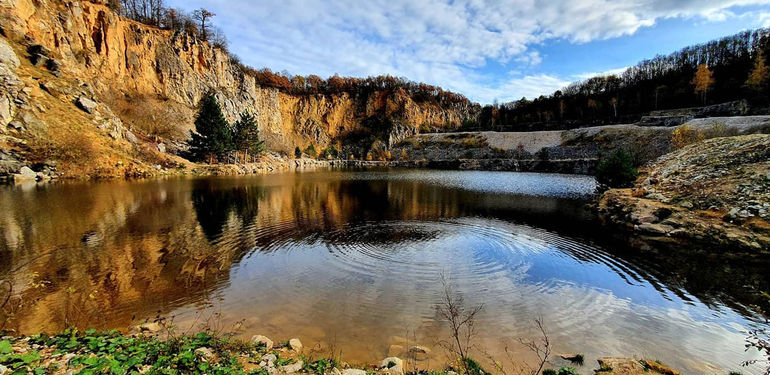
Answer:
(192, 8, 215, 41)
(437, 274, 484, 375)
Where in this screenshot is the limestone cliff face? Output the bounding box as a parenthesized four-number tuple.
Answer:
(0, 0, 478, 154)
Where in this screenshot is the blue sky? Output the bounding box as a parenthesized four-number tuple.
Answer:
(167, 0, 770, 104)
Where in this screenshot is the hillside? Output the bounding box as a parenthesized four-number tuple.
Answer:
(0, 0, 477, 179)
(599, 134, 770, 251)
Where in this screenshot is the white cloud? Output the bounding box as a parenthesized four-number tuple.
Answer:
(169, 0, 770, 103)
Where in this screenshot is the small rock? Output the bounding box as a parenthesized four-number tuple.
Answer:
(342, 370, 366, 375)
(251, 335, 274, 350)
(0, 364, 7, 374)
(280, 360, 303, 374)
(261, 354, 277, 363)
(679, 201, 693, 209)
(289, 338, 302, 352)
(8, 121, 23, 130)
(76, 96, 98, 114)
(195, 347, 214, 360)
(157, 143, 166, 153)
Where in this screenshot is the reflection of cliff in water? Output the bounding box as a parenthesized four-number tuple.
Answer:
(0, 171, 767, 335)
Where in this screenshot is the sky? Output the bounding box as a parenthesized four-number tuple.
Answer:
(166, 0, 770, 104)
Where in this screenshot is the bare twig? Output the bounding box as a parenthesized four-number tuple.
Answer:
(436, 274, 484, 375)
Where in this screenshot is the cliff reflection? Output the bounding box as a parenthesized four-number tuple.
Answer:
(0, 170, 767, 340)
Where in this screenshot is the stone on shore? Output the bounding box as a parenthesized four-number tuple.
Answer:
(289, 338, 302, 352)
(342, 369, 366, 375)
(280, 360, 303, 373)
(13, 166, 36, 182)
(252, 335, 274, 350)
(380, 357, 404, 374)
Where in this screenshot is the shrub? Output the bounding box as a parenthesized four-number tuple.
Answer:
(294, 147, 302, 158)
(303, 144, 317, 158)
(596, 149, 639, 188)
(671, 124, 705, 149)
(542, 370, 557, 375)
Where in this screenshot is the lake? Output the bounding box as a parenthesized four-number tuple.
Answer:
(0, 169, 767, 374)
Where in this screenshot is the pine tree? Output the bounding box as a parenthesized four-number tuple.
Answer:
(187, 93, 233, 163)
(233, 111, 265, 163)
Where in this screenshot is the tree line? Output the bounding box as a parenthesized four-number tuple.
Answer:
(186, 94, 265, 164)
(478, 28, 770, 131)
(107, 0, 228, 49)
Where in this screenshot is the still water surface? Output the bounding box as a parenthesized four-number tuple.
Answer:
(0, 170, 768, 373)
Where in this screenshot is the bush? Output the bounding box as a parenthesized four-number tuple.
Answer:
(304, 144, 317, 158)
(557, 367, 579, 375)
(542, 370, 557, 375)
(596, 149, 639, 188)
(294, 147, 302, 158)
(671, 124, 705, 149)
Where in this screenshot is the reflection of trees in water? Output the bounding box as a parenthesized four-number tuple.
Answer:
(191, 180, 264, 242)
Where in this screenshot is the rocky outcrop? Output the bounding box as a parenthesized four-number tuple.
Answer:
(638, 100, 750, 127)
(0, 0, 477, 160)
(599, 134, 770, 252)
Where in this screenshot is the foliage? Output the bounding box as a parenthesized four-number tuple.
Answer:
(477, 28, 770, 130)
(321, 146, 339, 160)
(0, 329, 269, 375)
(556, 367, 579, 375)
(671, 124, 706, 149)
(542, 370, 557, 375)
(304, 144, 318, 159)
(747, 51, 769, 89)
(596, 149, 639, 188)
(233, 111, 265, 162)
(564, 354, 584, 366)
(692, 64, 715, 104)
(187, 94, 233, 163)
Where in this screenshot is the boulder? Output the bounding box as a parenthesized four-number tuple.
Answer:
(13, 166, 36, 182)
(0, 39, 19, 68)
(251, 335, 273, 350)
(288, 338, 302, 352)
(76, 96, 98, 114)
(380, 357, 403, 374)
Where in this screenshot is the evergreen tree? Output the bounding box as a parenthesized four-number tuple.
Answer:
(187, 93, 233, 163)
(233, 111, 265, 163)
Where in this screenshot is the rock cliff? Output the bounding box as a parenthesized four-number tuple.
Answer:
(0, 0, 478, 178)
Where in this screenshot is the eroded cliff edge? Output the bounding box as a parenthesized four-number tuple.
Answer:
(0, 0, 478, 178)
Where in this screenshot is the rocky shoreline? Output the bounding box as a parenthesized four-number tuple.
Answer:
(599, 134, 770, 252)
(0, 329, 685, 375)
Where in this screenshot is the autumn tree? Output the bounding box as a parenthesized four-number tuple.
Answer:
(192, 8, 215, 41)
(746, 51, 769, 90)
(692, 63, 715, 105)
